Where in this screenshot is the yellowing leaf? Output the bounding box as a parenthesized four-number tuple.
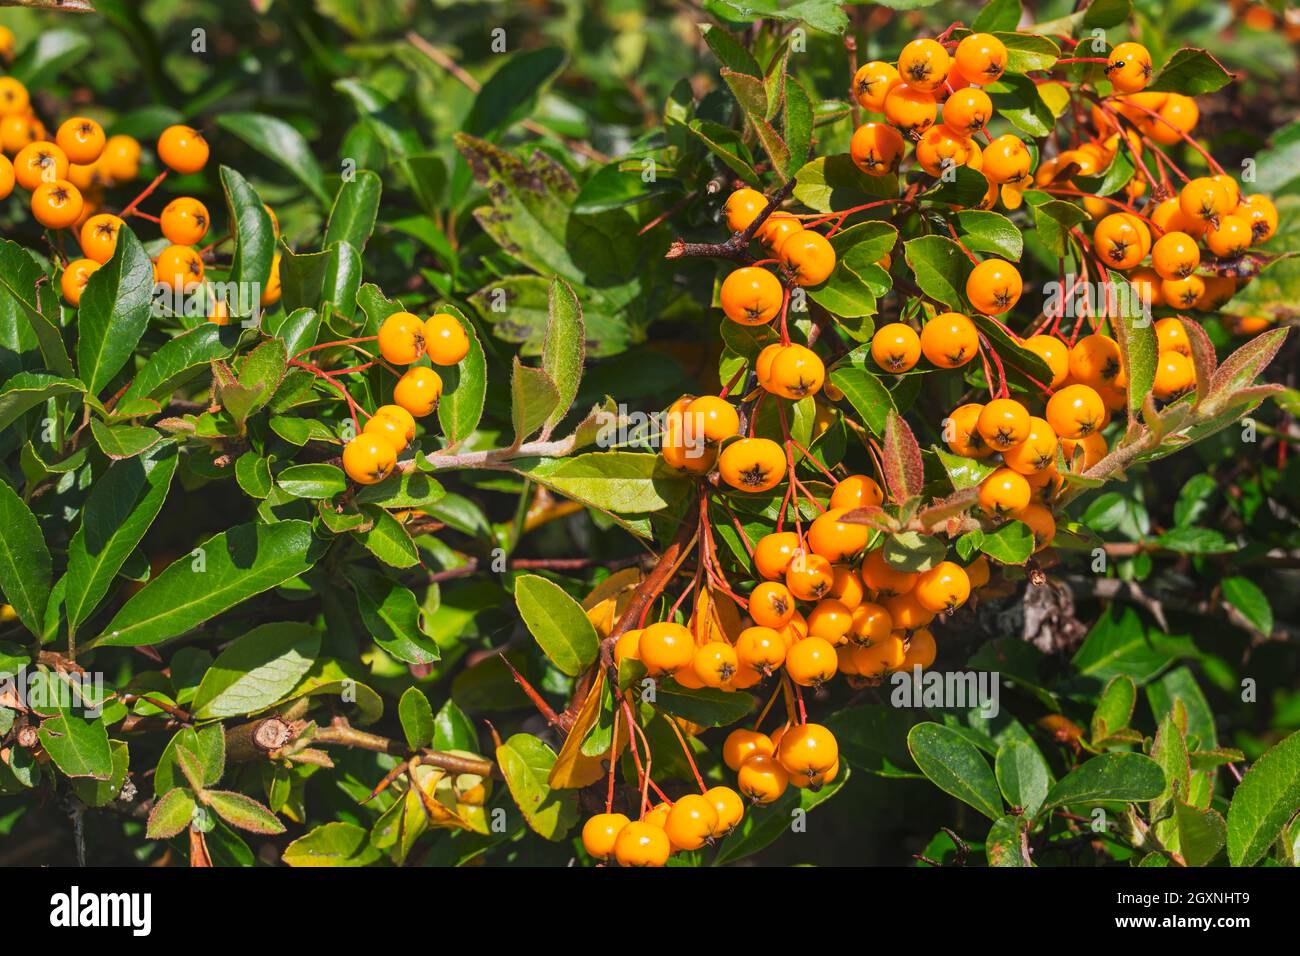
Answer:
(549, 672, 626, 789)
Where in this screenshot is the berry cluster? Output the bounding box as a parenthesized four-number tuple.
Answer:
(340, 312, 470, 484)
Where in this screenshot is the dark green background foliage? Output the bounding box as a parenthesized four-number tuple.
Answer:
(0, 0, 1298, 867)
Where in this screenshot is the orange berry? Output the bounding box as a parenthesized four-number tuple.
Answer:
(852, 61, 901, 112)
(944, 402, 991, 458)
(1093, 212, 1150, 270)
(913, 561, 971, 613)
(342, 435, 397, 485)
(392, 366, 443, 417)
(154, 244, 204, 290)
(160, 196, 211, 247)
(871, 322, 921, 373)
(915, 125, 976, 177)
(424, 312, 470, 365)
(965, 258, 1022, 314)
(777, 722, 838, 782)
(754, 532, 803, 579)
(1061, 431, 1108, 471)
(882, 590, 936, 631)
(582, 813, 629, 860)
(0, 154, 12, 199)
(261, 253, 282, 307)
(920, 311, 978, 368)
(749, 581, 795, 629)
(806, 508, 869, 563)
(1153, 350, 1196, 400)
(1205, 215, 1252, 259)
(902, 628, 937, 670)
(157, 125, 209, 175)
(1068, 334, 1125, 388)
(1160, 274, 1205, 310)
(785, 635, 838, 686)
(757, 211, 803, 249)
(764, 343, 825, 399)
(664, 794, 719, 851)
(883, 82, 937, 134)
(1002, 416, 1059, 475)
(1106, 42, 1153, 94)
(967, 555, 991, 588)
(955, 32, 1007, 82)
(704, 786, 745, 836)
(719, 437, 785, 493)
(942, 88, 993, 136)
(1046, 383, 1106, 439)
(59, 257, 99, 306)
(55, 117, 105, 166)
(806, 598, 853, 644)
(614, 821, 670, 867)
(830, 474, 884, 511)
(1179, 176, 1232, 223)
(979, 467, 1032, 516)
(0, 76, 30, 115)
(1236, 194, 1277, 243)
(1151, 231, 1199, 280)
(849, 121, 905, 176)
(860, 547, 917, 597)
(1154, 317, 1190, 356)
(724, 187, 767, 233)
(1148, 93, 1199, 146)
(720, 266, 783, 325)
(724, 728, 775, 771)
(852, 633, 907, 676)
(685, 395, 740, 444)
(362, 412, 412, 455)
(1023, 335, 1069, 388)
(778, 230, 836, 286)
(376, 312, 427, 364)
(14, 141, 69, 191)
(693, 641, 739, 688)
(79, 213, 124, 264)
(638, 621, 695, 675)
(849, 601, 893, 645)
(785, 552, 834, 601)
(981, 134, 1032, 184)
(828, 564, 865, 610)
(977, 398, 1031, 450)
(613, 629, 641, 666)
(898, 38, 950, 93)
(99, 134, 141, 183)
(1014, 502, 1057, 551)
(736, 626, 786, 672)
(737, 753, 789, 805)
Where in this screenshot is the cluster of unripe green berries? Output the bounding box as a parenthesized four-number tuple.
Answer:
(339, 312, 470, 485)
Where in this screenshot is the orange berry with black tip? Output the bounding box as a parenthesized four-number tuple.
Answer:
(955, 32, 1008, 82)
(685, 395, 740, 443)
(914, 561, 971, 613)
(902, 628, 937, 670)
(392, 366, 443, 417)
(155, 244, 204, 290)
(1069, 334, 1125, 389)
(60, 258, 100, 306)
(693, 641, 739, 688)
(1153, 350, 1196, 400)
(737, 753, 789, 805)
(977, 398, 1031, 451)
(1022, 335, 1069, 388)
(777, 722, 838, 782)
(0, 76, 30, 115)
(1179, 176, 1232, 223)
(720, 266, 783, 325)
(736, 626, 786, 672)
(806, 598, 854, 645)
(806, 508, 869, 563)
(1003, 416, 1059, 476)
(342, 435, 397, 485)
(1093, 212, 1150, 270)
(1161, 274, 1205, 310)
(883, 82, 937, 135)
(157, 124, 209, 175)
(55, 117, 105, 166)
(704, 786, 745, 836)
(14, 141, 69, 191)
(719, 437, 785, 493)
(849, 601, 893, 646)
(871, 322, 921, 373)
(786, 552, 835, 601)
(79, 213, 124, 264)
(1205, 215, 1252, 259)
(160, 197, 211, 247)
(764, 343, 825, 399)
(1154, 317, 1190, 356)
(750, 581, 796, 629)
(915, 125, 976, 178)
(784, 635, 839, 686)
(942, 87, 993, 137)
(424, 313, 470, 365)
(778, 230, 836, 286)
(966, 258, 1022, 315)
(1151, 231, 1199, 280)
(754, 531, 803, 579)
(979, 467, 1032, 516)
(377, 312, 426, 364)
(1046, 383, 1106, 439)
(920, 311, 978, 368)
(1236, 194, 1277, 243)
(944, 402, 991, 458)
(981, 134, 1032, 185)
(638, 621, 695, 675)
(849, 121, 905, 176)
(852, 60, 901, 112)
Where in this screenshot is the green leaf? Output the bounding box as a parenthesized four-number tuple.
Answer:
(1031, 198, 1089, 259)
(1091, 675, 1137, 743)
(985, 73, 1056, 137)
(352, 571, 440, 664)
(904, 235, 973, 310)
(956, 210, 1023, 260)
(76, 226, 153, 396)
(280, 241, 362, 322)
(70, 739, 129, 808)
(276, 463, 347, 499)
(1175, 799, 1226, 867)
(192, 622, 320, 719)
(541, 277, 584, 435)
(713, 767, 848, 865)
(324, 170, 382, 252)
(64, 443, 179, 632)
(907, 722, 1003, 821)
(934, 447, 998, 491)
(92, 521, 324, 648)
(980, 520, 1035, 565)
(792, 154, 897, 214)
(881, 410, 924, 503)
(883, 531, 946, 572)
(88, 420, 160, 460)
(1037, 753, 1166, 816)
(355, 471, 445, 509)
(655, 681, 755, 726)
(0, 373, 85, 433)
(283, 822, 383, 867)
(1071, 604, 1198, 683)
(352, 505, 419, 569)
(435, 303, 487, 447)
(701, 23, 761, 77)
(205, 791, 285, 835)
(220, 166, 275, 297)
(972, 0, 1021, 31)
(217, 338, 288, 426)
(986, 814, 1032, 866)
(513, 574, 599, 676)
(0, 478, 51, 636)
(1105, 269, 1157, 418)
(828, 364, 894, 435)
(154, 724, 226, 795)
(214, 112, 330, 204)
(0, 239, 73, 376)
(1221, 576, 1273, 635)
(122, 324, 238, 403)
(463, 47, 567, 139)
(433, 698, 478, 751)
(9, 28, 89, 87)
(1148, 48, 1233, 96)
(398, 687, 434, 751)
(267, 307, 320, 358)
(510, 359, 560, 445)
(1226, 729, 1300, 866)
(522, 452, 690, 521)
(146, 787, 196, 839)
(991, 31, 1059, 73)
(995, 739, 1051, 815)
(495, 733, 579, 841)
(37, 706, 112, 781)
